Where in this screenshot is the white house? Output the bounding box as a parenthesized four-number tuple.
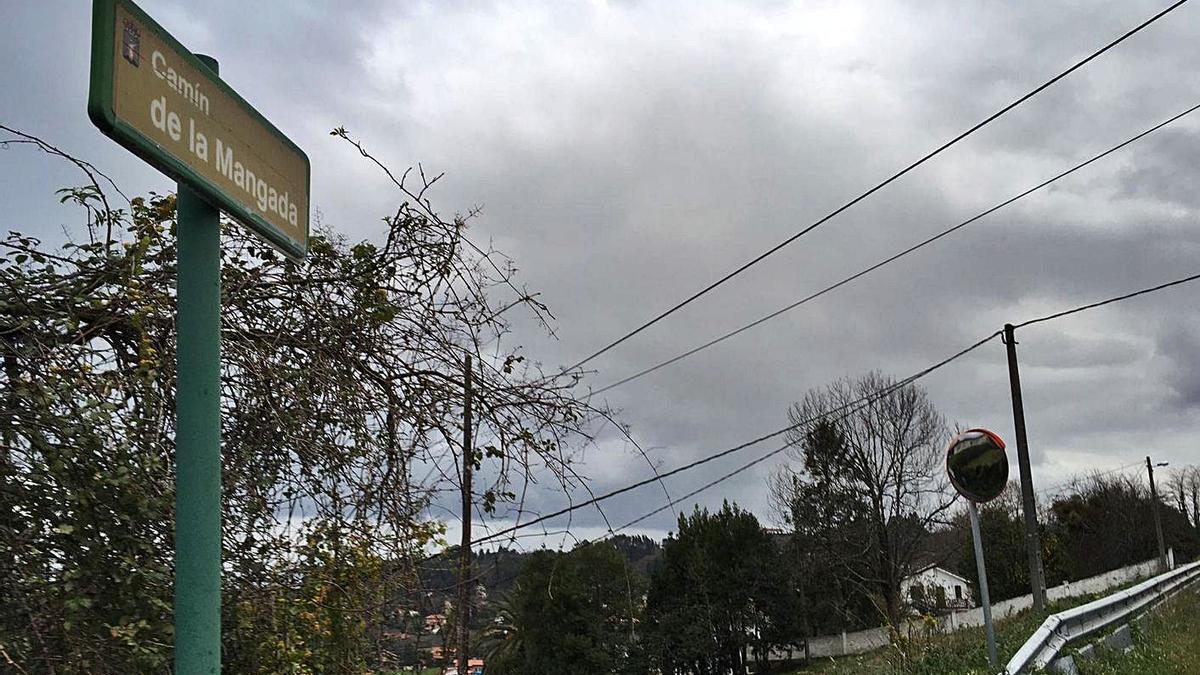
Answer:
(901, 565, 973, 611)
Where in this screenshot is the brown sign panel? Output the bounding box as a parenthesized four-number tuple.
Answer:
(89, 0, 309, 259)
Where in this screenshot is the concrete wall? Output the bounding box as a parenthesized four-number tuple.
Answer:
(777, 553, 1167, 661)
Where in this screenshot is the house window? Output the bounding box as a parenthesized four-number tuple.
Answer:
(955, 585, 963, 600)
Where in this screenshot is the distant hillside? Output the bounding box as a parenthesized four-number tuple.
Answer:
(609, 533, 663, 576)
(413, 534, 663, 611)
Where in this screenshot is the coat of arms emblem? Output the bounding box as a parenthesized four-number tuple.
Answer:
(121, 20, 140, 67)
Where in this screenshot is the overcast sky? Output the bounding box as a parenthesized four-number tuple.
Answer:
(4, 1, 1200, 550)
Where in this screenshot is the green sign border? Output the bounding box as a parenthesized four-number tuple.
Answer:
(88, 0, 310, 260)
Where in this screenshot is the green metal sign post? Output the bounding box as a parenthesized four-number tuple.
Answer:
(175, 57, 223, 670)
(89, 1, 309, 671)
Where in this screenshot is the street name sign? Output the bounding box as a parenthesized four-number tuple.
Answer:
(88, 1, 311, 671)
(88, 0, 309, 259)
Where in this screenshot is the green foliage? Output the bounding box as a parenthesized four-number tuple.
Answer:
(906, 583, 947, 613)
(778, 419, 881, 633)
(1, 193, 180, 673)
(2, 133, 600, 672)
(644, 502, 799, 675)
(485, 541, 644, 675)
(1048, 474, 1200, 580)
(227, 519, 392, 674)
(775, 373, 953, 629)
(953, 482, 1068, 603)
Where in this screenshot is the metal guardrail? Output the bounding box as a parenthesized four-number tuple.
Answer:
(1004, 560, 1200, 673)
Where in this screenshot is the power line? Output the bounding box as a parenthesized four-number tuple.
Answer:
(600, 267, 1200, 530)
(606, 344, 997, 537)
(609, 441, 791, 536)
(566, 0, 1191, 374)
(1046, 460, 1142, 488)
(1012, 272, 1200, 329)
(1042, 460, 1144, 496)
(515, 268, 1200, 542)
(473, 329, 1004, 546)
(592, 101, 1200, 395)
(1096, 461, 1144, 478)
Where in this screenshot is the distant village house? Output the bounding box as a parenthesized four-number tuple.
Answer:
(424, 613, 447, 632)
(901, 564, 973, 612)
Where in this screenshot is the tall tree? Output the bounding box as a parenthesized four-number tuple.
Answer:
(644, 502, 797, 675)
(1048, 473, 1200, 580)
(771, 371, 953, 627)
(485, 542, 644, 675)
(1164, 465, 1200, 531)
(0, 129, 606, 673)
(770, 419, 878, 634)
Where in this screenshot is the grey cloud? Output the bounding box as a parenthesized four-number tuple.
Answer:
(1156, 319, 1200, 409)
(1118, 128, 1200, 208)
(5, 1, 1200, 537)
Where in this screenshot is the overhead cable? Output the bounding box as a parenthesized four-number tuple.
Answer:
(566, 0, 1191, 374)
(593, 101, 1200, 395)
(473, 329, 1003, 545)
(600, 269, 1200, 535)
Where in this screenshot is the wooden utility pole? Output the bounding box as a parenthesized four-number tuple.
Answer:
(1003, 324, 1048, 612)
(456, 355, 474, 675)
(1146, 456, 1168, 572)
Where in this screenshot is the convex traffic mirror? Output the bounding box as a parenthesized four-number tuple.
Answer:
(946, 428, 1009, 503)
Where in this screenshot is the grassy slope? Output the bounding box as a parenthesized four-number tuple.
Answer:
(1079, 586, 1200, 675)
(785, 588, 1145, 675)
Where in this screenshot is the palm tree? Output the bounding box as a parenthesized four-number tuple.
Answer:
(479, 588, 522, 673)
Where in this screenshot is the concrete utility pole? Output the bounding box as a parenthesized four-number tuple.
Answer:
(1003, 324, 1048, 612)
(1146, 456, 1168, 572)
(457, 355, 474, 675)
